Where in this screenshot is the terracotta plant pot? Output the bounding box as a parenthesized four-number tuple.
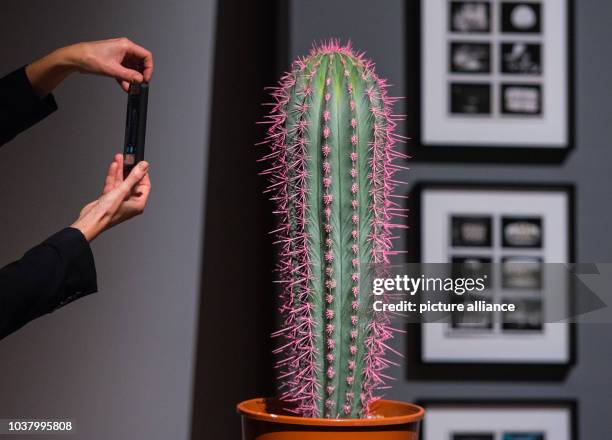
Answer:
(237, 398, 424, 440)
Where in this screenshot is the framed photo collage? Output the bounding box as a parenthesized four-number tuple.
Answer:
(404, 1, 577, 430)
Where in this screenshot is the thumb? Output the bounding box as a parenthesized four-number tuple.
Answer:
(121, 161, 149, 192)
(111, 65, 144, 84)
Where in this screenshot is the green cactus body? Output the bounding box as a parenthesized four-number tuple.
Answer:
(263, 42, 404, 419)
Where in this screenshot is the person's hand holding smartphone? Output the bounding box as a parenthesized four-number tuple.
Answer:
(72, 155, 151, 242)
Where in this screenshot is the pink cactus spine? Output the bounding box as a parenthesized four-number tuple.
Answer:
(260, 40, 407, 418)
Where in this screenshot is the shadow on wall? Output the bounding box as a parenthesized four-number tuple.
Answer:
(190, 1, 288, 439)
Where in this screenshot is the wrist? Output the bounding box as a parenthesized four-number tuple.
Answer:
(25, 46, 79, 97)
(49, 45, 81, 74)
(71, 219, 98, 243)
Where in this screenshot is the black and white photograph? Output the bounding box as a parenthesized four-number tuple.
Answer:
(501, 42, 542, 74)
(453, 434, 494, 440)
(420, 401, 576, 440)
(501, 83, 543, 115)
(450, 42, 491, 73)
(450, 1, 491, 33)
(452, 256, 493, 280)
(503, 434, 545, 440)
(452, 216, 493, 247)
(450, 83, 492, 114)
(420, 0, 572, 155)
(501, 2, 542, 33)
(413, 183, 573, 366)
(502, 217, 543, 248)
(502, 298, 544, 331)
(451, 294, 495, 332)
(501, 257, 543, 289)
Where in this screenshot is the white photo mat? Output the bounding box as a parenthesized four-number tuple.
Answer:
(423, 404, 573, 440)
(420, 186, 571, 363)
(421, 0, 570, 147)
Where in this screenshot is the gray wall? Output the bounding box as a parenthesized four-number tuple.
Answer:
(291, 0, 612, 438)
(0, 1, 215, 439)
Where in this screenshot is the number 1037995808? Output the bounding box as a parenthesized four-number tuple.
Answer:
(2, 419, 74, 434)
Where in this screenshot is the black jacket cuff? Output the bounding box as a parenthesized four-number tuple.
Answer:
(0, 66, 58, 146)
(43, 227, 98, 308)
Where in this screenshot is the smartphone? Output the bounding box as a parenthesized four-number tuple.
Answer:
(123, 82, 149, 177)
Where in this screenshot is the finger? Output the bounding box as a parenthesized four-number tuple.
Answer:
(132, 172, 151, 197)
(117, 78, 130, 92)
(114, 154, 124, 186)
(140, 172, 151, 189)
(112, 64, 144, 85)
(103, 161, 118, 194)
(120, 161, 149, 193)
(135, 174, 151, 205)
(123, 42, 154, 82)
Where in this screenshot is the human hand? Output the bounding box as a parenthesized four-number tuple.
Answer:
(62, 38, 154, 91)
(72, 155, 151, 242)
(26, 38, 153, 96)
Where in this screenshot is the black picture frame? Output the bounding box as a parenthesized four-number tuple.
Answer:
(405, 0, 576, 163)
(404, 182, 577, 381)
(416, 399, 579, 440)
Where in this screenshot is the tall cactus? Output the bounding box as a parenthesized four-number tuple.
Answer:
(261, 41, 405, 419)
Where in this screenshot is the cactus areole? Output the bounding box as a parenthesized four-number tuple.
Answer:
(261, 41, 406, 419)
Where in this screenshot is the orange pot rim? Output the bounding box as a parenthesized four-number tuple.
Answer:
(237, 397, 425, 427)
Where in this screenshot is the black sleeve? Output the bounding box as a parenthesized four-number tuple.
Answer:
(0, 66, 58, 147)
(0, 228, 98, 340)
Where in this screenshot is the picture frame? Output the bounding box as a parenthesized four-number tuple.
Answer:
(405, 182, 576, 380)
(418, 399, 578, 440)
(405, 0, 575, 163)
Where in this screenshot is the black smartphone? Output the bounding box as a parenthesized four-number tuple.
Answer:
(123, 82, 149, 177)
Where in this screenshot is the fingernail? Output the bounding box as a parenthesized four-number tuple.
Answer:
(139, 161, 149, 170)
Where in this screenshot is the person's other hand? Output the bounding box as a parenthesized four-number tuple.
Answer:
(72, 155, 151, 242)
(64, 38, 154, 91)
